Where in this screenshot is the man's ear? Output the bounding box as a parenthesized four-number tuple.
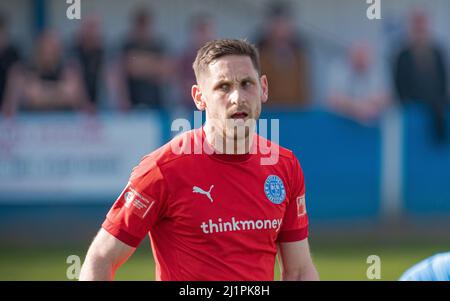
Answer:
(192, 85, 206, 111)
(260, 75, 269, 103)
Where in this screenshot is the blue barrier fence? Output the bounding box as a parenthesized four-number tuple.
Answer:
(0, 105, 449, 224)
(403, 105, 450, 216)
(260, 109, 381, 221)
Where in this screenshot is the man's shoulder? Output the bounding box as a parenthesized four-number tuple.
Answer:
(133, 131, 302, 175)
(256, 134, 299, 164)
(133, 129, 197, 173)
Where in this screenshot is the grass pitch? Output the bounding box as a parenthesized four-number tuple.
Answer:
(1, 237, 447, 281)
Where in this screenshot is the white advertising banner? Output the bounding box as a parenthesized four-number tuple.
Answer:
(0, 112, 163, 203)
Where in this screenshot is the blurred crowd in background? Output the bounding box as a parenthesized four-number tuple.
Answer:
(0, 2, 448, 143)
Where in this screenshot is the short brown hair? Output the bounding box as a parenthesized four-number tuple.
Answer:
(193, 39, 261, 81)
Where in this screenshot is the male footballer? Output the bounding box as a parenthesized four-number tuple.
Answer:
(79, 39, 319, 281)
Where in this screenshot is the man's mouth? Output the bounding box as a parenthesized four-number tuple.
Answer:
(230, 112, 248, 119)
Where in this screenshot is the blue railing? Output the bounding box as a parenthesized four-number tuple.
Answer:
(1, 105, 449, 222)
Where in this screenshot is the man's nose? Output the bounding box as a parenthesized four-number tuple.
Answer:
(229, 88, 245, 106)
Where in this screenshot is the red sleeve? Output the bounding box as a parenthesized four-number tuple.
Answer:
(102, 157, 169, 247)
(277, 155, 309, 243)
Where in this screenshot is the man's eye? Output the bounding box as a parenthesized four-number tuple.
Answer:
(242, 81, 252, 88)
(220, 84, 230, 91)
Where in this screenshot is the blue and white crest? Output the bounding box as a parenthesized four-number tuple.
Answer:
(264, 175, 286, 204)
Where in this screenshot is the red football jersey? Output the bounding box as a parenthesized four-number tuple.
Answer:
(102, 127, 309, 280)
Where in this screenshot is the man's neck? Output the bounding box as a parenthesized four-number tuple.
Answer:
(203, 121, 255, 155)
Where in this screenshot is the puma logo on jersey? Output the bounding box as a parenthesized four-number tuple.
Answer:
(193, 185, 214, 203)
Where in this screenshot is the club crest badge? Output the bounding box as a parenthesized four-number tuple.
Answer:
(264, 175, 286, 204)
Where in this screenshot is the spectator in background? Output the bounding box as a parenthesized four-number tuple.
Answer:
(326, 41, 390, 124)
(0, 13, 21, 117)
(255, 2, 310, 108)
(393, 9, 448, 143)
(71, 14, 104, 113)
(112, 7, 173, 111)
(7, 30, 87, 112)
(177, 13, 216, 111)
